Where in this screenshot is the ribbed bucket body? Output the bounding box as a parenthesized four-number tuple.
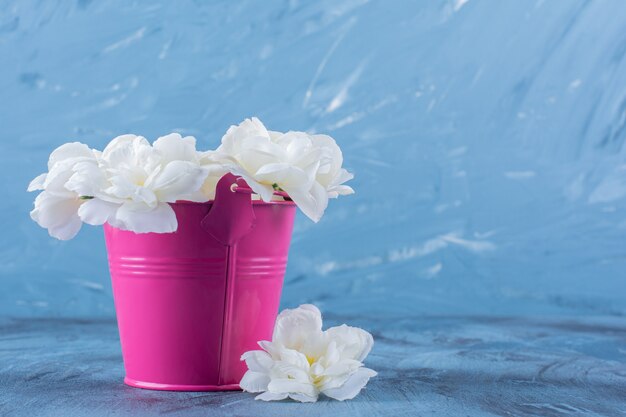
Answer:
(104, 174, 296, 391)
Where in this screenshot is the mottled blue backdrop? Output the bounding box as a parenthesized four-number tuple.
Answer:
(3, 0, 626, 318)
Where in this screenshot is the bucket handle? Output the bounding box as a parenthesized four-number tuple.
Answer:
(200, 173, 256, 246)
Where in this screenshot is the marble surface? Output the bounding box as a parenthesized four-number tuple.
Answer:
(1, 315, 625, 416)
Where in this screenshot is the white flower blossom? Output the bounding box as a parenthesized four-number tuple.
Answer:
(76, 133, 213, 233)
(204, 118, 354, 222)
(240, 304, 376, 402)
(27, 142, 99, 240)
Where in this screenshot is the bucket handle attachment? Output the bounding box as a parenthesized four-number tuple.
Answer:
(201, 173, 256, 246)
(231, 184, 292, 200)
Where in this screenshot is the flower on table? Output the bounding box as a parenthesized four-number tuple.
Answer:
(240, 304, 377, 402)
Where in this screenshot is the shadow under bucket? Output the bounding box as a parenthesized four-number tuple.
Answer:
(104, 173, 296, 391)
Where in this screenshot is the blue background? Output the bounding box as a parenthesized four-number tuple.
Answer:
(3, 0, 626, 319)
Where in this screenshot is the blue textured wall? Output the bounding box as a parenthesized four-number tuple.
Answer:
(3, 0, 626, 318)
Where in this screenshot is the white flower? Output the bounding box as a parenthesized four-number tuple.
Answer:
(28, 120, 354, 239)
(240, 304, 376, 402)
(205, 118, 354, 222)
(153, 133, 227, 202)
(310, 134, 355, 199)
(27, 142, 99, 240)
(76, 133, 213, 233)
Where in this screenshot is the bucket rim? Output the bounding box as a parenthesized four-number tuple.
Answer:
(172, 199, 296, 206)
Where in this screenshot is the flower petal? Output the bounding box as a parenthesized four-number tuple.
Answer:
(153, 133, 198, 163)
(321, 367, 377, 401)
(255, 163, 314, 190)
(47, 142, 94, 170)
(274, 359, 311, 381)
(258, 340, 281, 358)
(288, 392, 319, 403)
(254, 391, 288, 402)
(325, 324, 374, 362)
(323, 359, 362, 378)
(220, 117, 270, 155)
(198, 169, 227, 201)
(102, 135, 154, 170)
(237, 143, 283, 173)
(27, 173, 47, 192)
(150, 161, 208, 203)
(241, 350, 274, 372)
(277, 347, 311, 370)
(65, 160, 108, 198)
(283, 181, 328, 223)
(114, 202, 177, 233)
(239, 371, 270, 393)
(46, 214, 83, 241)
(43, 160, 82, 191)
(267, 378, 318, 398)
(77, 198, 120, 226)
(273, 304, 323, 351)
(30, 191, 83, 240)
(107, 180, 157, 207)
(328, 184, 354, 199)
(311, 134, 343, 184)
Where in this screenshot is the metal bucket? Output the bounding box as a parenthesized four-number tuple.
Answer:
(104, 173, 296, 391)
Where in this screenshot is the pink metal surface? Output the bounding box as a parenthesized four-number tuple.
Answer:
(104, 174, 296, 391)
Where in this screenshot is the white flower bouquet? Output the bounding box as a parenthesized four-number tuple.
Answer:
(28, 117, 354, 239)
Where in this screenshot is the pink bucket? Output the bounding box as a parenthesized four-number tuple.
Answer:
(104, 173, 296, 391)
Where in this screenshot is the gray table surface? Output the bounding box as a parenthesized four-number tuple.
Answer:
(1, 315, 625, 417)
